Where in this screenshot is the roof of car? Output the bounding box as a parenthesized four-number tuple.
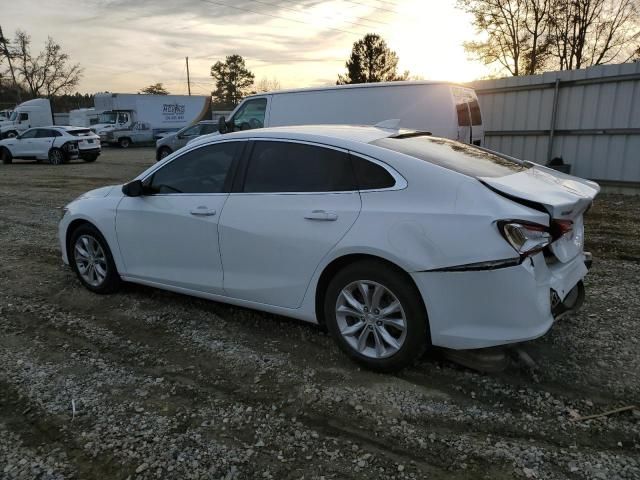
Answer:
(191, 124, 402, 148)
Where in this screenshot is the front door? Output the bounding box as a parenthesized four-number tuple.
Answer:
(219, 140, 361, 308)
(115, 141, 243, 294)
(13, 128, 39, 157)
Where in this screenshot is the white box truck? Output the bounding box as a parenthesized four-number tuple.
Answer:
(216, 81, 484, 146)
(0, 99, 53, 138)
(91, 93, 211, 144)
(69, 108, 101, 127)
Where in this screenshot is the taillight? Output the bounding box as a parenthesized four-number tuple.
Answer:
(498, 221, 552, 256)
(550, 219, 573, 240)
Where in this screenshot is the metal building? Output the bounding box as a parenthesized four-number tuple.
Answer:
(470, 62, 640, 190)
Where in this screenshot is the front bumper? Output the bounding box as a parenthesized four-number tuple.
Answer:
(411, 252, 589, 350)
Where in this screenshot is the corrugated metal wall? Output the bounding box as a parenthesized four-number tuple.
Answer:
(470, 62, 640, 185)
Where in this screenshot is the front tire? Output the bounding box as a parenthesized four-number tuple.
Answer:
(324, 260, 429, 372)
(118, 138, 131, 148)
(48, 148, 65, 165)
(69, 224, 121, 294)
(157, 146, 172, 161)
(0, 147, 12, 164)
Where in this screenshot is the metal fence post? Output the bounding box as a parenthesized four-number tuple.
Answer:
(546, 78, 561, 162)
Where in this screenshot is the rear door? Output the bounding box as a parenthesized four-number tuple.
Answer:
(34, 128, 59, 159)
(218, 140, 361, 308)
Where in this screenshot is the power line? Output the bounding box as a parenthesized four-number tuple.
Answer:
(198, 0, 364, 37)
(247, 0, 393, 30)
(342, 0, 398, 15)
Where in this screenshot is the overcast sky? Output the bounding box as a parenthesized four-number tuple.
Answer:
(3, 0, 492, 95)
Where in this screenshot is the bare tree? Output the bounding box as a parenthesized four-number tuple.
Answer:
(12, 31, 82, 98)
(254, 77, 281, 92)
(549, 0, 640, 70)
(458, 0, 552, 76)
(459, 0, 640, 76)
(0, 25, 22, 102)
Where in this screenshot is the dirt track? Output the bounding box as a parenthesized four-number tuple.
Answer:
(1, 147, 639, 479)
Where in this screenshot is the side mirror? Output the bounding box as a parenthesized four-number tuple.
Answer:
(218, 116, 227, 134)
(122, 179, 144, 197)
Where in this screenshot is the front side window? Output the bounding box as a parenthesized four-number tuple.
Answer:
(243, 141, 355, 193)
(181, 124, 201, 136)
(117, 112, 129, 124)
(148, 142, 240, 194)
(18, 113, 29, 122)
(201, 123, 218, 135)
(231, 98, 267, 131)
(19, 129, 38, 139)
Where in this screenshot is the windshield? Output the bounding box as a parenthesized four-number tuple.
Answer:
(371, 135, 531, 179)
(98, 112, 117, 124)
(8, 111, 17, 121)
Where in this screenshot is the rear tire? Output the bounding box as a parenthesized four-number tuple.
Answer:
(0, 147, 12, 164)
(324, 260, 429, 372)
(118, 138, 131, 148)
(48, 148, 64, 165)
(83, 154, 99, 163)
(69, 224, 121, 294)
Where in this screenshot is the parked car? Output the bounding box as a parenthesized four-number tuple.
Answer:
(0, 125, 100, 165)
(104, 121, 154, 148)
(58, 125, 599, 371)
(213, 81, 484, 145)
(155, 120, 219, 161)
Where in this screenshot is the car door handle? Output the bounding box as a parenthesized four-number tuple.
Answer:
(304, 210, 338, 221)
(190, 207, 216, 216)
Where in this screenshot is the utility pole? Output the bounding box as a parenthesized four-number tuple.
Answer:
(185, 56, 191, 96)
(0, 25, 22, 103)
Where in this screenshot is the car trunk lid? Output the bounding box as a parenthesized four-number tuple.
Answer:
(479, 165, 600, 262)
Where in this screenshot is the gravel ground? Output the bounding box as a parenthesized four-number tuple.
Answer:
(0, 147, 639, 479)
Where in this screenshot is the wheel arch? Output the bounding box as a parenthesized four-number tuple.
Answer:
(314, 253, 427, 328)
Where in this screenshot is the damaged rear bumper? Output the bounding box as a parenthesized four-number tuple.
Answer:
(410, 252, 589, 350)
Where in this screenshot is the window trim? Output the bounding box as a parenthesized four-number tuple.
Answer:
(140, 139, 246, 197)
(232, 138, 406, 195)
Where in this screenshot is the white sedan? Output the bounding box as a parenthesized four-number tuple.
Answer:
(0, 126, 100, 165)
(58, 125, 599, 371)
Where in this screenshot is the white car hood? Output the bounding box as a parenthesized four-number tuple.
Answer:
(480, 165, 600, 220)
(77, 185, 116, 199)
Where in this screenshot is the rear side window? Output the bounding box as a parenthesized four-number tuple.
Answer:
(36, 129, 60, 138)
(149, 142, 239, 194)
(351, 155, 395, 190)
(371, 136, 530, 178)
(244, 141, 355, 193)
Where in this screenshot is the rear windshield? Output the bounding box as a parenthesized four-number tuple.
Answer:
(67, 129, 92, 136)
(370, 136, 530, 178)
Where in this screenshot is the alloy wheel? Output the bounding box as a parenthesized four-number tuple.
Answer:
(74, 234, 108, 287)
(49, 149, 64, 165)
(335, 280, 407, 359)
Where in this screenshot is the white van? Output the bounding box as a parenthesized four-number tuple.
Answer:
(0, 99, 53, 138)
(218, 81, 484, 145)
